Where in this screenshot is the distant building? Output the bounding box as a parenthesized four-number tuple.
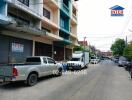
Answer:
(78, 41, 88, 46)
(101, 51, 112, 57)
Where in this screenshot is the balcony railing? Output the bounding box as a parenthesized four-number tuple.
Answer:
(8, 0, 42, 18)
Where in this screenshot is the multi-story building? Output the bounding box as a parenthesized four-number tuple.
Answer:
(0, 0, 78, 64)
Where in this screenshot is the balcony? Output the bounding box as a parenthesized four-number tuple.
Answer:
(71, 13, 77, 25)
(42, 16, 59, 30)
(61, 3, 70, 17)
(7, 0, 42, 19)
(0, 15, 12, 25)
(44, 0, 59, 10)
(7, 16, 46, 36)
(71, 5, 77, 24)
(70, 32, 78, 39)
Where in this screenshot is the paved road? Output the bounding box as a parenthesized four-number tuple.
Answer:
(0, 60, 132, 100)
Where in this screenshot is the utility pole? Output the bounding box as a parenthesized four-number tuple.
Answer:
(83, 36, 86, 51)
(126, 36, 128, 47)
(83, 36, 86, 65)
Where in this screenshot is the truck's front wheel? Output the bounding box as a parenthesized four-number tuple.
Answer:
(27, 74, 38, 86)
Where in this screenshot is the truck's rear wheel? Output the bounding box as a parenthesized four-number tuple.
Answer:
(27, 74, 38, 86)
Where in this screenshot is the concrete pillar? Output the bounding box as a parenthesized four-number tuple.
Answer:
(52, 42, 54, 58)
(64, 45, 66, 61)
(32, 41, 35, 56)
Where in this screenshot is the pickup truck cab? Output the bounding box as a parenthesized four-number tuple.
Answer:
(0, 56, 62, 86)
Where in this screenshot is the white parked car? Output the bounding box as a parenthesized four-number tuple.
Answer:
(90, 56, 99, 64)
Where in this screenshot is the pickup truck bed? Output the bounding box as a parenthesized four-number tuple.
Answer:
(0, 63, 40, 83)
(0, 64, 14, 83)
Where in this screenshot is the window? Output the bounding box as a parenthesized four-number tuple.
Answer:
(47, 58, 55, 64)
(81, 58, 84, 62)
(60, 17, 69, 31)
(70, 58, 80, 61)
(26, 58, 41, 63)
(42, 27, 51, 33)
(60, 18, 65, 28)
(18, 0, 29, 6)
(43, 58, 47, 64)
(63, 0, 69, 7)
(43, 8, 50, 19)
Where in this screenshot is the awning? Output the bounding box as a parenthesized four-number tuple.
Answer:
(53, 39, 72, 46)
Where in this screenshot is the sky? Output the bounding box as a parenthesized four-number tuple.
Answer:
(77, 0, 132, 52)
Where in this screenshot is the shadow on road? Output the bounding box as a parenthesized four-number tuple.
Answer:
(0, 75, 56, 90)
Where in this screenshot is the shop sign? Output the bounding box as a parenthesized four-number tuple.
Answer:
(12, 43, 24, 52)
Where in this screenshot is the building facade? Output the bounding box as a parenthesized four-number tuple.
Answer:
(0, 0, 78, 64)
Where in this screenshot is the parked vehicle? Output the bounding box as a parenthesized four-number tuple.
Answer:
(67, 51, 89, 70)
(118, 56, 128, 67)
(113, 56, 119, 63)
(90, 56, 100, 64)
(115, 59, 119, 63)
(0, 56, 62, 86)
(125, 59, 132, 72)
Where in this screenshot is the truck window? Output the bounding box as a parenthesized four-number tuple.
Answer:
(26, 58, 41, 63)
(43, 58, 47, 64)
(47, 58, 55, 64)
(91, 56, 96, 59)
(81, 58, 83, 62)
(70, 58, 80, 61)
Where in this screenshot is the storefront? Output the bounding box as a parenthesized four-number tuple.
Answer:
(35, 42, 52, 57)
(53, 45, 64, 61)
(65, 48, 72, 60)
(0, 34, 32, 64)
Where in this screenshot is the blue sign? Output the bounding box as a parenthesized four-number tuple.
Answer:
(110, 5, 125, 16)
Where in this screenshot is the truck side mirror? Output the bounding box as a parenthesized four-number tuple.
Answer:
(54, 61, 56, 64)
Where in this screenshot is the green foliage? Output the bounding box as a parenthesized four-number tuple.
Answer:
(110, 38, 126, 56)
(73, 46, 84, 51)
(123, 41, 132, 59)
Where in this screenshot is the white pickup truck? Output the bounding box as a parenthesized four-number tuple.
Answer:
(0, 56, 62, 86)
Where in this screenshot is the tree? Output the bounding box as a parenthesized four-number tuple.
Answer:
(73, 46, 84, 51)
(123, 41, 132, 59)
(110, 38, 126, 56)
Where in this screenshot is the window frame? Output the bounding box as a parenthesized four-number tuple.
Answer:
(43, 58, 47, 64)
(17, 0, 29, 6)
(43, 8, 51, 19)
(47, 58, 56, 64)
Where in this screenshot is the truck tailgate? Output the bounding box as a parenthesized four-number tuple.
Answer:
(0, 66, 13, 83)
(0, 66, 13, 76)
